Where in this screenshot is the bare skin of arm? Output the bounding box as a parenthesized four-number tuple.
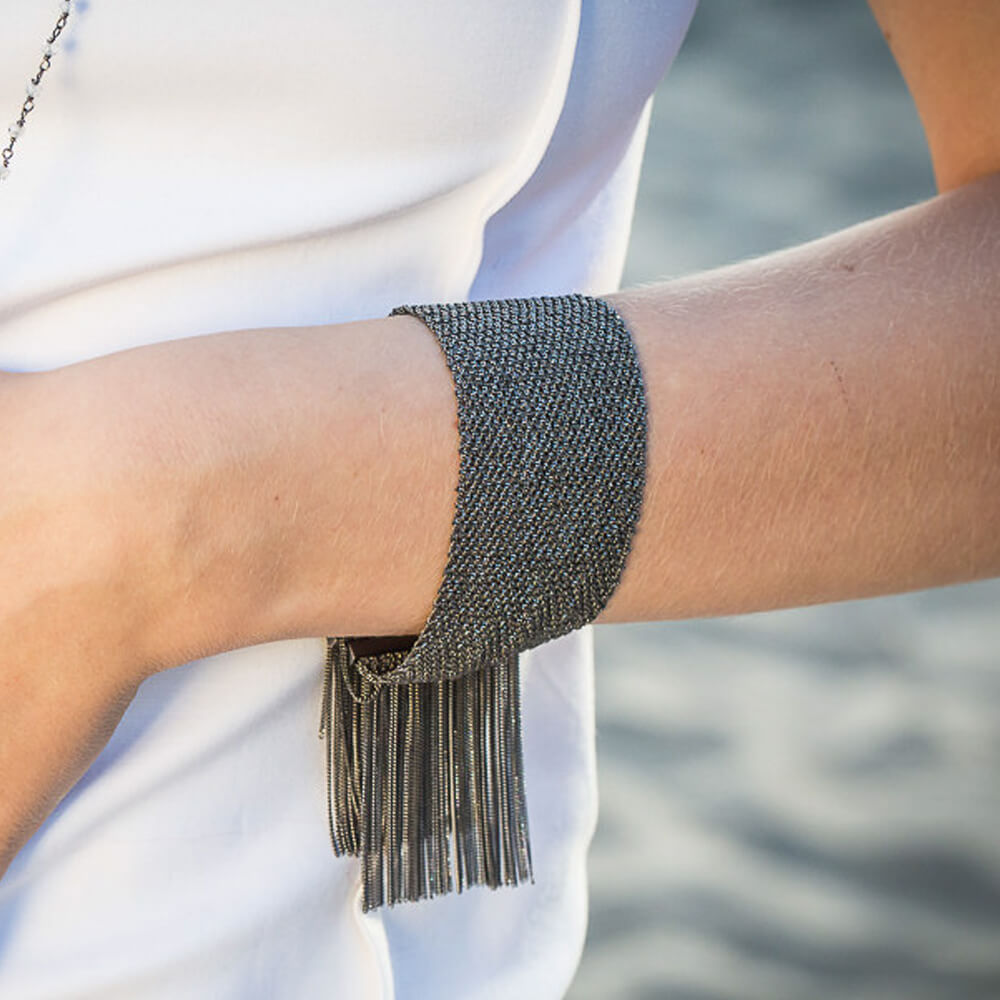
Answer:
(1, 1, 997, 877)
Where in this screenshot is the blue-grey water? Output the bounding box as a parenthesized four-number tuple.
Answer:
(568, 3, 1000, 998)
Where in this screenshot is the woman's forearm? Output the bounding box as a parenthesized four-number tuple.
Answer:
(602, 171, 1000, 622)
(39, 172, 1000, 670)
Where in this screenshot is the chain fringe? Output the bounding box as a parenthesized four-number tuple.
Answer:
(320, 637, 532, 911)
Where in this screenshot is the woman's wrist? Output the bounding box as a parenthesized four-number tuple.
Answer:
(45, 314, 459, 674)
(0, 369, 152, 688)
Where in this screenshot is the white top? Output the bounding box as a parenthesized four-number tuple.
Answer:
(0, 2, 696, 997)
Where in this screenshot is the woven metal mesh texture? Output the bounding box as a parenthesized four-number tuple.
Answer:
(351, 294, 648, 684)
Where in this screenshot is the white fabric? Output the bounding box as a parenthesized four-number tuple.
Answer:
(0, 2, 696, 996)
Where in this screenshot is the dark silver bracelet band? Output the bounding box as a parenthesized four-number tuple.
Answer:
(321, 293, 648, 910)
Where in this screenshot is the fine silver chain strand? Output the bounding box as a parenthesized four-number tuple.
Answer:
(1, 0, 73, 182)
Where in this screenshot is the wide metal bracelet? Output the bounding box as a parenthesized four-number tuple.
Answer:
(321, 293, 648, 910)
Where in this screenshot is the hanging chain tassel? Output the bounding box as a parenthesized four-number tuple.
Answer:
(320, 637, 531, 911)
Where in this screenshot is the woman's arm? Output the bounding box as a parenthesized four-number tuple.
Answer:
(603, 176, 1000, 621)
(29, 170, 997, 670)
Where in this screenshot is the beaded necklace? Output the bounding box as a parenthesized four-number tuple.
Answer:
(1, 0, 73, 182)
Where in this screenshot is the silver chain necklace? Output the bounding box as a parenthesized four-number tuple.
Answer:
(1, 0, 73, 183)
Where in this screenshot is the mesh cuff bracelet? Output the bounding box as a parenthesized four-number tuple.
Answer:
(320, 293, 648, 910)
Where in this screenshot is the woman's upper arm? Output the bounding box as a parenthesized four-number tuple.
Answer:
(867, 0, 1000, 191)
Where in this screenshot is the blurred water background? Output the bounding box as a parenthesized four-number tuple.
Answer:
(567, 2, 1000, 998)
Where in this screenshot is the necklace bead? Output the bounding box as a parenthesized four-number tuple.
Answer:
(2, 1, 74, 182)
